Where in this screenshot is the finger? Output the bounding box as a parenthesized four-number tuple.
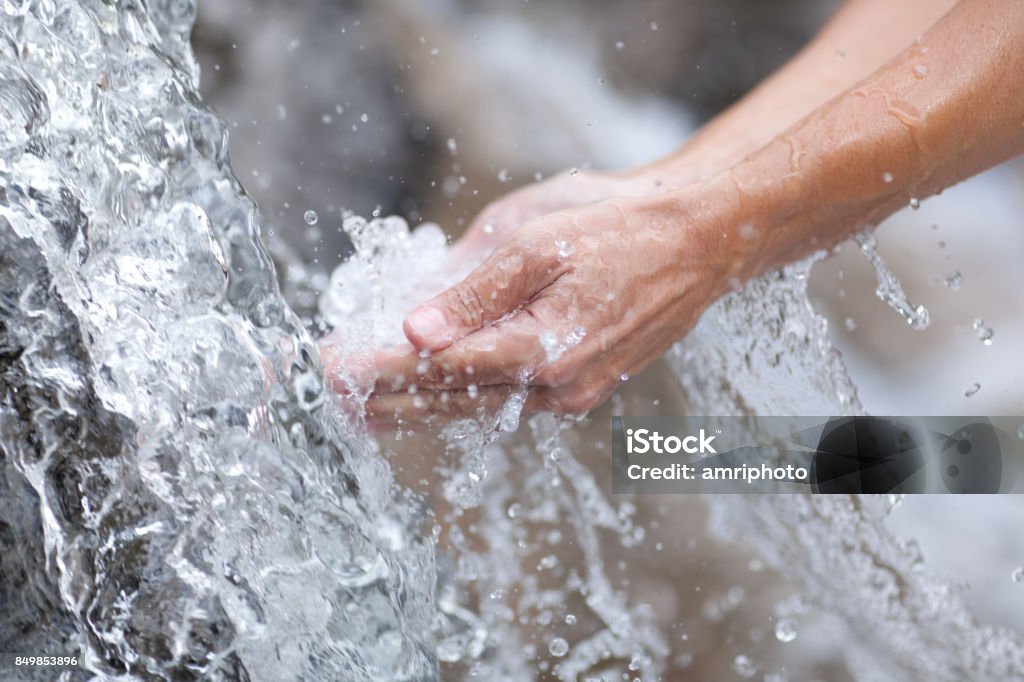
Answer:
(366, 385, 555, 428)
(403, 234, 564, 352)
(366, 385, 514, 427)
(375, 315, 549, 392)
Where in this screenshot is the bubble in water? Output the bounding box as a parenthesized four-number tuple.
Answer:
(615, 40, 625, 51)
(732, 654, 757, 678)
(446, 137, 457, 153)
(564, 614, 577, 625)
(1013, 567, 1024, 583)
(964, 383, 981, 398)
(774, 617, 798, 643)
(304, 210, 318, 225)
(497, 168, 510, 183)
(945, 271, 964, 290)
(882, 172, 894, 184)
(844, 317, 857, 332)
(569, 167, 579, 175)
(909, 197, 921, 210)
(359, 113, 369, 123)
(548, 637, 569, 657)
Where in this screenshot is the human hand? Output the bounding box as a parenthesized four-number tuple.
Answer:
(367, 186, 747, 424)
(450, 169, 653, 261)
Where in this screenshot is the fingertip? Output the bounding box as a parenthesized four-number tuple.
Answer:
(403, 306, 454, 351)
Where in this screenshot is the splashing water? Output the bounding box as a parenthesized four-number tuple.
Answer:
(4, 2, 1024, 681)
(0, 2, 433, 679)
(855, 231, 930, 330)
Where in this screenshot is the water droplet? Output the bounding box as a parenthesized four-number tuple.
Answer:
(913, 64, 928, 79)
(882, 171, 894, 183)
(964, 382, 981, 398)
(304, 210, 318, 226)
(649, 21, 658, 31)
(774, 618, 798, 643)
(548, 637, 569, 657)
(944, 271, 964, 290)
(1012, 567, 1024, 583)
(973, 318, 994, 345)
(555, 240, 575, 259)
(620, 373, 629, 382)
(540, 331, 560, 362)
(482, 223, 495, 234)
(564, 614, 576, 625)
(569, 167, 579, 176)
(844, 317, 857, 332)
(732, 654, 757, 678)
(497, 168, 510, 183)
(359, 113, 369, 123)
(855, 231, 929, 330)
(909, 197, 921, 210)
(446, 138, 457, 153)
(615, 41, 625, 51)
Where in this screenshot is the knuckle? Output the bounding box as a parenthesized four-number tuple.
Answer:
(446, 280, 487, 328)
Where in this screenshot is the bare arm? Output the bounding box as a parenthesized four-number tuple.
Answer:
(458, 0, 960, 255)
(712, 0, 1024, 281)
(357, 0, 1024, 421)
(633, 0, 962, 185)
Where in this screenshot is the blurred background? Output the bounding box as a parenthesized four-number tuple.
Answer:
(190, 1, 1024, 678)
(191, 0, 1024, 417)
(192, 0, 836, 271)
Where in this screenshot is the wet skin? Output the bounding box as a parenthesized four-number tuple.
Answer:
(331, 0, 1024, 425)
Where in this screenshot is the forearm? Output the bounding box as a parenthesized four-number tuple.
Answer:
(627, 0, 959, 187)
(710, 0, 1024, 282)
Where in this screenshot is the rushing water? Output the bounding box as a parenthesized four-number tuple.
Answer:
(3, 1, 1024, 681)
(0, 2, 433, 679)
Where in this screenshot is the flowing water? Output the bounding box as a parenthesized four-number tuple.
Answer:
(2, 1, 1023, 680)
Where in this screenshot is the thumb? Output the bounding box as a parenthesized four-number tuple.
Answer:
(403, 238, 561, 351)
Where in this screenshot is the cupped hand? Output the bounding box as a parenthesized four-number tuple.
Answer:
(368, 186, 746, 424)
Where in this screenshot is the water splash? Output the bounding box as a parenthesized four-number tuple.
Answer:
(855, 231, 930, 330)
(0, 2, 433, 678)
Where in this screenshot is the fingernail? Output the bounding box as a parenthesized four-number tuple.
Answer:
(406, 307, 450, 345)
